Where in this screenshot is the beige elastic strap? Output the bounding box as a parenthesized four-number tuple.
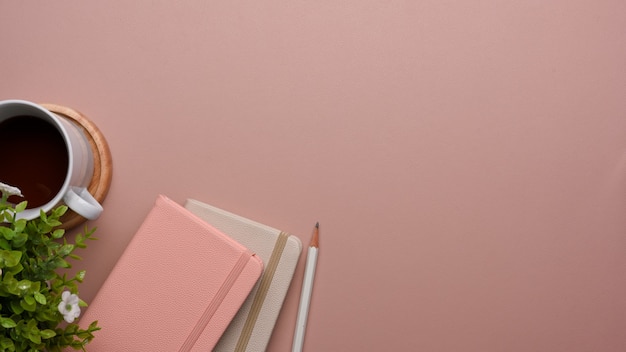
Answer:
(234, 232, 289, 352)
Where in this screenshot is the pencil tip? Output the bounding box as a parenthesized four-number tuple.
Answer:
(310, 222, 319, 248)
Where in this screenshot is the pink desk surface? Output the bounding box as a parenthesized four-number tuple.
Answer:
(2, 2, 625, 351)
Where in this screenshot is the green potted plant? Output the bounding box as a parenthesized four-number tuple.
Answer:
(0, 182, 100, 351)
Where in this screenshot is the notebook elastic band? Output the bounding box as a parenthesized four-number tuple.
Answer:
(234, 232, 289, 351)
(179, 251, 252, 351)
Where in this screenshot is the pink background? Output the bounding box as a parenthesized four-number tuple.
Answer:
(2, 1, 626, 351)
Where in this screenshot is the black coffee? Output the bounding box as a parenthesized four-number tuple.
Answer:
(0, 116, 69, 208)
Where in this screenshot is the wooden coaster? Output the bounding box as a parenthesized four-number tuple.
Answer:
(41, 103, 113, 230)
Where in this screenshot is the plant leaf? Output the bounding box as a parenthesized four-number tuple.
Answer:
(51, 229, 65, 239)
(0, 250, 22, 267)
(20, 298, 37, 312)
(75, 270, 86, 282)
(33, 291, 46, 305)
(10, 233, 27, 248)
(0, 317, 16, 328)
(0, 227, 14, 240)
(14, 201, 27, 213)
(40, 329, 56, 339)
(13, 219, 26, 233)
(0, 337, 15, 350)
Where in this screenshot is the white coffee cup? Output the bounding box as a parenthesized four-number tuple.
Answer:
(0, 100, 103, 220)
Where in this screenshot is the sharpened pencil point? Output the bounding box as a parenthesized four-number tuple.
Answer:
(310, 222, 319, 248)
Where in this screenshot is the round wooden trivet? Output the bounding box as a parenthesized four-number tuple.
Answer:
(41, 103, 113, 230)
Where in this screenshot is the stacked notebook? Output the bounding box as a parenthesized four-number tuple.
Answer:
(78, 195, 301, 352)
(185, 199, 302, 352)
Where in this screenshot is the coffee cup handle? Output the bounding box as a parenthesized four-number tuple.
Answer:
(63, 187, 103, 220)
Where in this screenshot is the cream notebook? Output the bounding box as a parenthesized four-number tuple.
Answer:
(78, 195, 263, 351)
(185, 199, 302, 352)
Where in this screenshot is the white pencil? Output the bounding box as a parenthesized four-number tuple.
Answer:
(292, 222, 319, 352)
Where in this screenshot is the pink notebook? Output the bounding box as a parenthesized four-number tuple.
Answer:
(78, 195, 263, 351)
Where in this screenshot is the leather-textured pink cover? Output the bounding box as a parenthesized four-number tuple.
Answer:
(77, 195, 263, 351)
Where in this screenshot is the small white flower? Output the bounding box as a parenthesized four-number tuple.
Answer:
(58, 291, 81, 323)
(0, 182, 22, 197)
